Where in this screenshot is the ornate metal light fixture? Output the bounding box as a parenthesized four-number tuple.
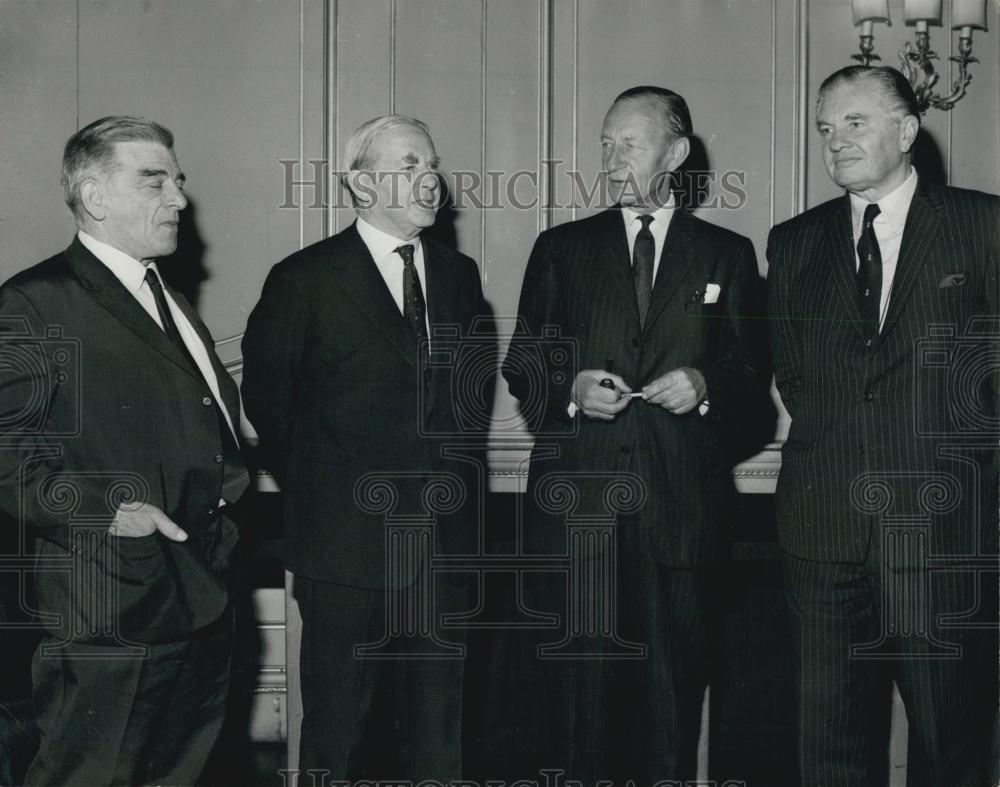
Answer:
(850, 0, 990, 112)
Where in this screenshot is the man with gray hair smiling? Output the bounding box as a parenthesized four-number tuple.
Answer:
(242, 115, 492, 781)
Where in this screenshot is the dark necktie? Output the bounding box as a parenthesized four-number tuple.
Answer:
(395, 244, 429, 364)
(633, 214, 655, 327)
(856, 203, 883, 338)
(144, 267, 197, 365)
(144, 267, 242, 472)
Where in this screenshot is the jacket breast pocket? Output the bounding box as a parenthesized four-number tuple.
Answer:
(685, 302, 720, 316)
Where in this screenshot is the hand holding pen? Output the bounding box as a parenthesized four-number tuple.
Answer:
(571, 368, 634, 421)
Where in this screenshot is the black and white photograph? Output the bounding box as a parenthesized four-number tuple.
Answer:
(0, 1, 998, 785)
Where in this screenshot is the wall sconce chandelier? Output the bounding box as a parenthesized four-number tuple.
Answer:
(851, 0, 990, 112)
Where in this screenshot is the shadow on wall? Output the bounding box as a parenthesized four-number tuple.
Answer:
(159, 195, 209, 310)
(912, 127, 946, 185)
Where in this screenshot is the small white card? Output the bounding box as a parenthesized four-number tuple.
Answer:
(703, 283, 721, 304)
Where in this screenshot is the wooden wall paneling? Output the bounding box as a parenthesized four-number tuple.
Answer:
(549, 0, 577, 232)
(946, 3, 1000, 193)
(75, 0, 310, 355)
(805, 0, 860, 207)
(330, 0, 393, 235)
(302, 0, 329, 252)
(769, 0, 802, 233)
(0, 0, 79, 274)
(480, 0, 548, 438)
(573, 0, 776, 257)
(394, 0, 486, 263)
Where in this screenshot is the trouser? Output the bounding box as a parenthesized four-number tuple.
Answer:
(294, 573, 469, 783)
(529, 514, 711, 785)
(783, 546, 998, 787)
(25, 612, 233, 786)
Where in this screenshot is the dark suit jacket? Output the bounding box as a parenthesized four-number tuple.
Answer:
(502, 207, 761, 567)
(768, 179, 1000, 563)
(241, 223, 492, 589)
(0, 237, 249, 644)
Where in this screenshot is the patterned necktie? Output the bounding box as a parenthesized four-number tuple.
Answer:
(395, 244, 429, 364)
(856, 203, 882, 339)
(633, 214, 655, 327)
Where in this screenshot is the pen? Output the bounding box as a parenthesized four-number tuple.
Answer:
(600, 378, 644, 398)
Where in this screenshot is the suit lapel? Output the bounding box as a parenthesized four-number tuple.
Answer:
(170, 290, 242, 429)
(64, 238, 205, 381)
(422, 240, 460, 417)
(878, 179, 944, 343)
(821, 196, 867, 342)
(594, 209, 642, 329)
(329, 224, 418, 369)
(643, 209, 698, 334)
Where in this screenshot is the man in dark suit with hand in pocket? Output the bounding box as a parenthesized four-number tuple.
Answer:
(0, 115, 249, 786)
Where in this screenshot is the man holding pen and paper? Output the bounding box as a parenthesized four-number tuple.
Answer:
(503, 85, 761, 784)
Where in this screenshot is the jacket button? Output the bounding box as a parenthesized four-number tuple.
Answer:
(864, 391, 874, 401)
(202, 396, 213, 406)
(207, 507, 217, 517)
(631, 337, 640, 348)
(214, 454, 224, 464)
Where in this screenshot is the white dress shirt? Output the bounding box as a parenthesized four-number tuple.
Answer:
(622, 196, 676, 283)
(568, 197, 709, 417)
(77, 231, 238, 440)
(849, 166, 918, 331)
(355, 217, 432, 343)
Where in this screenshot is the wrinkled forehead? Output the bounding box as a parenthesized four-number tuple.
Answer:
(816, 81, 888, 122)
(370, 125, 437, 168)
(107, 139, 180, 173)
(602, 98, 667, 138)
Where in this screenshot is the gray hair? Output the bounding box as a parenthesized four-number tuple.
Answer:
(62, 115, 174, 220)
(817, 65, 922, 127)
(340, 115, 431, 206)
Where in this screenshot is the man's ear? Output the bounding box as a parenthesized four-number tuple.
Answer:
(899, 115, 919, 155)
(667, 136, 690, 171)
(346, 169, 377, 209)
(79, 178, 107, 222)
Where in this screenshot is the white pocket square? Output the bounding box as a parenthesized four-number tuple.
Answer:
(703, 283, 721, 304)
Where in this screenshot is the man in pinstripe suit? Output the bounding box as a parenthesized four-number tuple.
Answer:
(504, 86, 761, 783)
(768, 66, 999, 786)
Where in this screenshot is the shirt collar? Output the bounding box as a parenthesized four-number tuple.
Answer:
(355, 216, 422, 261)
(621, 196, 676, 239)
(849, 166, 918, 233)
(77, 230, 153, 294)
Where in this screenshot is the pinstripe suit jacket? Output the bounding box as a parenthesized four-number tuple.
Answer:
(503, 208, 760, 567)
(768, 179, 1000, 564)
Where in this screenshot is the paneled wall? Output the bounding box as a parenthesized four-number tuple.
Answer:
(2, 0, 998, 778)
(2, 0, 998, 432)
